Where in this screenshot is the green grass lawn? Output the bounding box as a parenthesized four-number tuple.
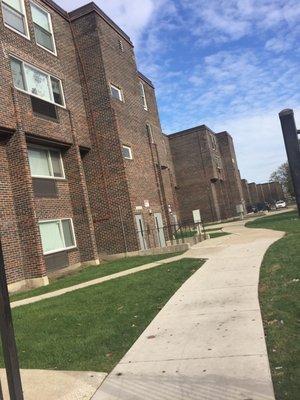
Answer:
(204, 227, 224, 232)
(4, 258, 204, 373)
(10, 252, 183, 303)
(209, 231, 231, 239)
(174, 230, 197, 239)
(246, 211, 300, 400)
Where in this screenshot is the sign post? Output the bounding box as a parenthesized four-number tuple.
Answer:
(192, 209, 203, 235)
(0, 241, 24, 400)
(279, 109, 300, 217)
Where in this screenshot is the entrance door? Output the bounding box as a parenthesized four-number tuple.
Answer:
(154, 212, 166, 247)
(135, 214, 148, 250)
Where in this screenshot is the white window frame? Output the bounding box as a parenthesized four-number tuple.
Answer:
(1, 0, 30, 39)
(146, 123, 155, 143)
(211, 135, 217, 150)
(38, 218, 77, 255)
(118, 39, 124, 52)
(122, 145, 133, 160)
(110, 83, 123, 102)
(28, 145, 65, 180)
(10, 56, 66, 107)
(30, 1, 57, 56)
(140, 81, 148, 111)
(215, 156, 222, 170)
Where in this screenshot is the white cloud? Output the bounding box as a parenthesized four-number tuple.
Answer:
(208, 108, 300, 183)
(181, 0, 300, 46)
(55, 0, 157, 44)
(54, 0, 300, 182)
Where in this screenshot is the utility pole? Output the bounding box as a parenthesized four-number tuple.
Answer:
(279, 109, 300, 217)
(0, 241, 24, 400)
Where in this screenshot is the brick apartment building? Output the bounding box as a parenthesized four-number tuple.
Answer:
(241, 179, 252, 209)
(0, 0, 177, 291)
(169, 125, 245, 223)
(241, 180, 285, 211)
(0, 0, 283, 292)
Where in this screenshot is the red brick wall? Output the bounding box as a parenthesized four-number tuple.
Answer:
(169, 126, 224, 223)
(241, 179, 252, 208)
(248, 183, 259, 205)
(0, 0, 98, 284)
(0, 138, 26, 283)
(216, 132, 244, 216)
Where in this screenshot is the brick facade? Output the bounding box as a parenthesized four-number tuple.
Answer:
(243, 181, 285, 208)
(241, 179, 252, 209)
(0, 0, 177, 290)
(169, 125, 244, 223)
(0, 0, 284, 291)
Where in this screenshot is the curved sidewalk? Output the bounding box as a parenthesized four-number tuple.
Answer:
(92, 220, 284, 400)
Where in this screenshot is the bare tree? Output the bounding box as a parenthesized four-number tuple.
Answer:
(270, 162, 294, 198)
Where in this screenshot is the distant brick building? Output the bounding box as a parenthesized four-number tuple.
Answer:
(169, 125, 244, 223)
(241, 179, 252, 209)
(243, 181, 285, 208)
(0, 0, 177, 291)
(248, 183, 260, 205)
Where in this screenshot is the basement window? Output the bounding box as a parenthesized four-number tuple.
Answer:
(38, 218, 76, 255)
(122, 145, 133, 160)
(10, 57, 65, 106)
(110, 83, 123, 101)
(28, 146, 65, 179)
(30, 1, 56, 54)
(1, 0, 29, 38)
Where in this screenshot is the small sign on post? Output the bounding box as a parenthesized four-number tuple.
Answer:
(192, 209, 201, 224)
(192, 209, 203, 235)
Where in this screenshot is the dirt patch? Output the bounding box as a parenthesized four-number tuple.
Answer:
(269, 264, 282, 273)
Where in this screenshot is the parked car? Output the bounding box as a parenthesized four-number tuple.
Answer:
(256, 202, 271, 212)
(275, 200, 287, 209)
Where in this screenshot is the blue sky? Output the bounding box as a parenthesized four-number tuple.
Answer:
(58, 0, 300, 182)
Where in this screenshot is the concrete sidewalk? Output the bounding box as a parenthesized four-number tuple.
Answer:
(0, 369, 107, 400)
(92, 220, 284, 400)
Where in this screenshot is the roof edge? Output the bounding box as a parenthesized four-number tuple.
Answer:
(68, 2, 133, 46)
(168, 124, 215, 138)
(41, 0, 68, 19)
(138, 72, 155, 88)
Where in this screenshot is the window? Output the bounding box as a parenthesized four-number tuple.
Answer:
(146, 124, 155, 143)
(10, 57, 65, 106)
(30, 2, 56, 54)
(122, 145, 132, 160)
(118, 39, 124, 52)
(215, 156, 222, 170)
(39, 219, 76, 255)
(28, 147, 65, 179)
(110, 83, 123, 101)
(211, 135, 217, 150)
(1, 0, 29, 38)
(140, 81, 148, 110)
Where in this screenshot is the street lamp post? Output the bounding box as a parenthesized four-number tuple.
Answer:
(0, 241, 24, 400)
(279, 109, 300, 217)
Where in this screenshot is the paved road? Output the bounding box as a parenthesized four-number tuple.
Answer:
(92, 220, 284, 400)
